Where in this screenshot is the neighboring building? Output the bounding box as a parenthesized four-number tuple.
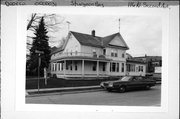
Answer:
(133, 55, 162, 73)
(126, 53, 133, 59)
(126, 59, 146, 76)
(50, 30, 146, 78)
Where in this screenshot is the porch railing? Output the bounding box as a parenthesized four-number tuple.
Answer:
(52, 52, 111, 59)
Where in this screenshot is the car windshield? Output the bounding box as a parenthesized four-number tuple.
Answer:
(120, 76, 132, 81)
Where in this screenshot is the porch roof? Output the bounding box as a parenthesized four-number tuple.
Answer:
(50, 56, 112, 62)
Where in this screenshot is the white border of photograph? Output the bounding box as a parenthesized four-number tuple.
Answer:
(15, 6, 169, 112)
(2, 5, 179, 119)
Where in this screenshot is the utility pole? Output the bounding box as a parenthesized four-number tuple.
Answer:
(118, 18, 120, 33)
(66, 21, 71, 32)
(35, 50, 44, 93)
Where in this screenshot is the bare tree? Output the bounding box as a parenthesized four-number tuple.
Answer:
(27, 13, 37, 30)
(27, 13, 64, 32)
(27, 13, 65, 52)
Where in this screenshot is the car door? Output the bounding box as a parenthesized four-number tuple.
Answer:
(135, 77, 145, 88)
(128, 77, 139, 89)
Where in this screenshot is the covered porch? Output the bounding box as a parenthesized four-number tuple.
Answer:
(50, 58, 111, 78)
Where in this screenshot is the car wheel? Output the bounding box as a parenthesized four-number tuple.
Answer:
(107, 89, 112, 92)
(119, 86, 126, 93)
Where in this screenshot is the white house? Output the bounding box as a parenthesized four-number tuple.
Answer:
(50, 30, 145, 78)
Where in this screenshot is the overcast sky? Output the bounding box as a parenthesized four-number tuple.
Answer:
(34, 14, 162, 57)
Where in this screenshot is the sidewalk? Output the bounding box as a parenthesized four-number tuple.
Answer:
(26, 85, 102, 97)
(26, 82, 161, 97)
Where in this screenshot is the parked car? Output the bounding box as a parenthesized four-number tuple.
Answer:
(100, 76, 156, 93)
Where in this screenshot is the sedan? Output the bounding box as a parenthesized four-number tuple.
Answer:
(100, 76, 156, 93)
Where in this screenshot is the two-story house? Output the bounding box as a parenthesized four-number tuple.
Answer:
(50, 30, 143, 78)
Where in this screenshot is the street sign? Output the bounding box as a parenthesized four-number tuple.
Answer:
(35, 50, 44, 54)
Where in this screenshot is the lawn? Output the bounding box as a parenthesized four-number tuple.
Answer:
(26, 77, 120, 89)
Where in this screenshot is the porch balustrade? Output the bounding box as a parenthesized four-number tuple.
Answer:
(52, 52, 111, 59)
(52, 70, 108, 76)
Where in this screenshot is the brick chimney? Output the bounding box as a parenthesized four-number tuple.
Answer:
(91, 30, 95, 37)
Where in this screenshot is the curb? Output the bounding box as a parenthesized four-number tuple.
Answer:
(26, 83, 161, 97)
(26, 85, 102, 97)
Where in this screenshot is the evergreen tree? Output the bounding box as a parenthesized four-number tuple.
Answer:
(27, 17, 51, 76)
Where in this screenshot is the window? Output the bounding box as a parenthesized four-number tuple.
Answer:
(111, 49, 118, 57)
(139, 66, 141, 72)
(115, 52, 118, 57)
(92, 62, 96, 71)
(61, 62, 64, 70)
(139, 66, 143, 72)
(75, 61, 78, 71)
(110, 62, 119, 72)
(70, 61, 73, 70)
(141, 66, 143, 72)
(66, 62, 68, 70)
(117, 63, 119, 72)
(110, 63, 112, 72)
(126, 64, 130, 72)
(102, 63, 106, 71)
(92, 49, 97, 57)
(103, 49, 106, 55)
(121, 63, 124, 72)
(130, 64, 135, 72)
(112, 63, 116, 72)
(122, 53, 125, 58)
(111, 52, 114, 57)
(136, 67, 139, 72)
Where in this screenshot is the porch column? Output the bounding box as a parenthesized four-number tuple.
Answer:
(63, 60, 66, 77)
(97, 61, 99, 77)
(106, 62, 110, 76)
(82, 60, 84, 77)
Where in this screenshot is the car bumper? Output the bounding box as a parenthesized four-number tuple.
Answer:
(100, 83, 114, 89)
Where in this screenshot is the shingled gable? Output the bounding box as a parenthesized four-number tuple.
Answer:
(70, 31, 129, 49)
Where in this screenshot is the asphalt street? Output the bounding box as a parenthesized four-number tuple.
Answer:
(26, 85, 161, 106)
